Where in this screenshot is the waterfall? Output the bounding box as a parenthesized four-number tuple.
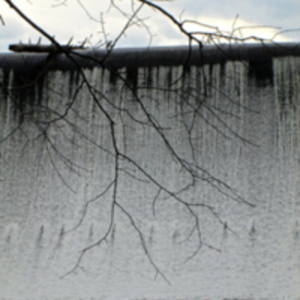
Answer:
(0, 46, 299, 299)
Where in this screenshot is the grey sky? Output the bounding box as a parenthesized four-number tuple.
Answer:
(0, 0, 299, 52)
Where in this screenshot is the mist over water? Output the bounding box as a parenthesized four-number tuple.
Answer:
(0, 55, 299, 299)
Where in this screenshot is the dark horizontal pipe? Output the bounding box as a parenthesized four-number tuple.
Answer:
(0, 43, 299, 72)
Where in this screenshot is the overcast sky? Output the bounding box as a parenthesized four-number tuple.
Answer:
(1, 0, 300, 52)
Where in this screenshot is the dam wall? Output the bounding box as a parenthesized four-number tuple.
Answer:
(0, 43, 300, 299)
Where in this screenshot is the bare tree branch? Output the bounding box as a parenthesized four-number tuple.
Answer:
(2, 0, 263, 285)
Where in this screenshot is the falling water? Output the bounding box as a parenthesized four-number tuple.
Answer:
(0, 48, 299, 299)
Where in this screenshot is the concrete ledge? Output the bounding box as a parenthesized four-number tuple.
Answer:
(0, 42, 299, 72)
